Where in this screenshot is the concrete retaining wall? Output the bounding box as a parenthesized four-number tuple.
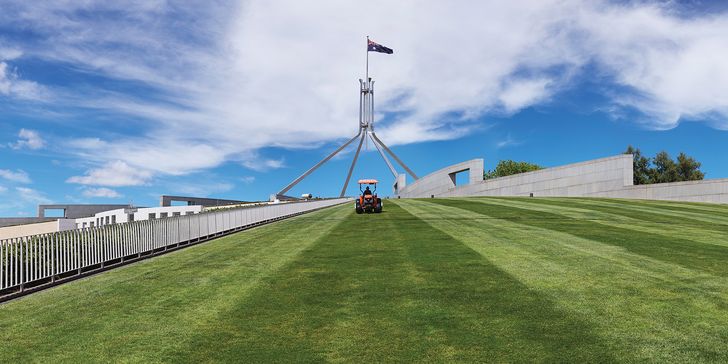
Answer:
(398, 155, 631, 198)
(396, 154, 728, 204)
(587, 178, 728, 203)
(0, 217, 57, 228)
(0, 219, 76, 240)
(397, 159, 484, 198)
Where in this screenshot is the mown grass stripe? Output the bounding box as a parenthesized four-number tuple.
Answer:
(170, 201, 613, 363)
(430, 198, 728, 278)
(400, 198, 728, 363)
(0, 205, 349, 363)
(564, 198, 728, 227)
(471, 197, 728, 249)
(598, 197, 728, 215)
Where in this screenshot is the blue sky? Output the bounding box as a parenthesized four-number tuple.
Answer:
(1, 1, 728, 216)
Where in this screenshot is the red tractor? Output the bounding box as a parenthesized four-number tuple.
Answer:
(355, 179, 382, 214)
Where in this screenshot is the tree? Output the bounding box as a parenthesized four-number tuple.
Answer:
(624, 146, 704, 184)
(624, 145, 651, 185)
(484, 160, 543, 180)
(676, 152, 705, 181)
(651, 151, 679, 183)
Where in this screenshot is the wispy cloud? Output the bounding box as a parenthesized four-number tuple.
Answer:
(0, 61, 45, 100)
(10, 129, 45, 150)
(496, 134, 523, 149)
(242, 158, 285, 172)
(67, 160, 152, 187)
(16, 187, 51, 205)
(0, 169, 31, 183)
(82, 187, 122, 198)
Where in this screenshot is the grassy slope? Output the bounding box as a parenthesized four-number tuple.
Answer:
(1, 198, 728, 362)
(0, 205, 349, 362)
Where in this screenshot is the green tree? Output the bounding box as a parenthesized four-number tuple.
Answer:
(484, 160, 543, 180)
(624, 145, 651, 185)
(676, 152, 705, 181)
(651, 151, 679, 183)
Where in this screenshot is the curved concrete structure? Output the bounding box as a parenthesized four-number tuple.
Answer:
(396, 154, 728, 204)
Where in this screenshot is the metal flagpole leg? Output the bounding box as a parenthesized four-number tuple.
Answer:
(369, 133, 398, 178)
(370, 132, 419, 180)
(277, 130, 362, 197)
(359, 79, 364, 127)
(340, 133, 366, 197)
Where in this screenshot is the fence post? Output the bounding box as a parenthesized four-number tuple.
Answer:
(51, 234, 55, 283)
(20, 237, 25, 292)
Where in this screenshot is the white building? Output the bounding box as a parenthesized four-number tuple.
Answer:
(74, 205, 203, 229)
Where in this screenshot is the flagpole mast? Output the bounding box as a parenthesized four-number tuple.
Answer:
(366, 35, 369, 82)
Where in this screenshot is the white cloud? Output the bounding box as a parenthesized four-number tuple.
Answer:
(499, 79, 553, 113)
(0, 169, 31, 183)
(11, 129, 45, 150)
(0, 185, 7, 193)
(242, 158, 285, 172)
(240, 176, 255, 184)
(0, 47, 22, 60)
(496, 134, 523, 149)
(0, 62, 44, 100)
(67, 160, 152, 186)
(82, 187, 122, 198)
(571, 3, 728, 129)
(2, 1, 728, 180)
(66, 138, 226, 176)
(16, 187, 51, 204)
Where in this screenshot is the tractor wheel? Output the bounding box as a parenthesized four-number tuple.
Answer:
(375, 199, 383, 213)
(356, 208, 364, 214)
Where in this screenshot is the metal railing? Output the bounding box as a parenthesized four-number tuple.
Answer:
(0, 198, 349, 299)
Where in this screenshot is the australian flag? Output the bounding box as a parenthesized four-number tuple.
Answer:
(368, 39, 393, 54)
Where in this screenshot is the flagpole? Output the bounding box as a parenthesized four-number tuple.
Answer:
(366, 35, 369, 82)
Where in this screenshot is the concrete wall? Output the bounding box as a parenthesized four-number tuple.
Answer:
(395, 154, 728, 204)
(0, 217, 57, 228)
(587, 178, 728, 203)
(160, 195, 246, 207)
(398, 155, 631, 198)
(0, 219, 76, 240)
(38, 204, 131, 218)
(453, 155, 632, 198)
(397, 159, 485, 198)
(392, 174, 406, 195)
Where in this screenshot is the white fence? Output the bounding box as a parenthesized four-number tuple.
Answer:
(0, 198, 348, 297)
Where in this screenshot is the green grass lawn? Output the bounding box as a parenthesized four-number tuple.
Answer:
(1, 198, 728, 363)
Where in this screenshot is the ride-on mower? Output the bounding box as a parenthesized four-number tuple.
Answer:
(355, 179, 382, 214)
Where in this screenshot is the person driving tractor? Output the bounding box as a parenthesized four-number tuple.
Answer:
(355, 179, 382, 214)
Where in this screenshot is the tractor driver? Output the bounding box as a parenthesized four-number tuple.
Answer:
(363, 186, 372, 196)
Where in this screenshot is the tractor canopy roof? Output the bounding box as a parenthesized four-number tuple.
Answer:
(358, 179, 378, 185)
